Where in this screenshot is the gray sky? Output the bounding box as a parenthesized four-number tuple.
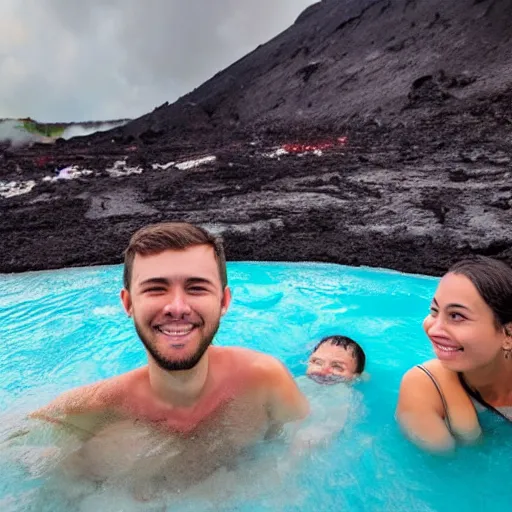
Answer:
(0, 0, 314, 122)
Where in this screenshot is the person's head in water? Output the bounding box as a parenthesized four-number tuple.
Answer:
(306, 335, 366, 384)
(423, 255, 512, 373)
(120, 222, 231, 372)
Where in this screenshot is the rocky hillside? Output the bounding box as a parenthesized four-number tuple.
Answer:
(102, 0, 512, 141)
(1, 0, 511, 275)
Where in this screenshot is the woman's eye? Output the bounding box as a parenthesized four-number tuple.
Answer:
(450, 312, 465, 321)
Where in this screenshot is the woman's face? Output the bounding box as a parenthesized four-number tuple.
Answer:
(423, 272, 509, 372)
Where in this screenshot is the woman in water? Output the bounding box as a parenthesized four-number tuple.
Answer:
(396, 256, 512, 452)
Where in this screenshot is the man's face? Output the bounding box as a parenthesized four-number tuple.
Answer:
(306, 343, 359, 384)
(121, 245, 230, 371)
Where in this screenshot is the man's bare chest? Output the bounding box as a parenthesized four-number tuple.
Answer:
(65, 398, 270, 485)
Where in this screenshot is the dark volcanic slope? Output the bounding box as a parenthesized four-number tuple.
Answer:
(1, 0, 512, 275)
(104, 0, 512, 140)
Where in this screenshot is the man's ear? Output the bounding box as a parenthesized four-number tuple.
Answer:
(120, 288, 133, 316)
(220, 286, 232, 316)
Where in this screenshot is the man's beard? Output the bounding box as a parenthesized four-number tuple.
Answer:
(134, 320, 220, 371)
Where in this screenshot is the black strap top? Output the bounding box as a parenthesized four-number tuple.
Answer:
(416, 364, 454, 435)
(458, 373, 512, 423)
(416, 364, 512, 428)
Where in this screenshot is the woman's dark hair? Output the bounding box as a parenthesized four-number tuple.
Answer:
(448, 256, 512, 327)
(312, 335, 366, 373)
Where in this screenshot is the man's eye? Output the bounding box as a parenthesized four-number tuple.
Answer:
(189, 286, 207, 293)
(144, 287, 165, 293)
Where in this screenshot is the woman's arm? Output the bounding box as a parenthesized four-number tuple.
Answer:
(396, 366, 456, 453)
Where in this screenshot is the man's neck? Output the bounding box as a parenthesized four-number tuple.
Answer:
(148, 352, 210, 408)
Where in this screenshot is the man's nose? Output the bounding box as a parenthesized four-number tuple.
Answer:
(163, 289, 191, 317)
(318, 365, 333, 375)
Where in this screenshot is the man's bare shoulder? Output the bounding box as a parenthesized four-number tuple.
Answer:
(213, 346, 287, 376)
(213, 346, 308, 421)
(32, 367, 148, 419)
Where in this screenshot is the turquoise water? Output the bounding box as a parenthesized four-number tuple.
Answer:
(1, 262, 512, 511)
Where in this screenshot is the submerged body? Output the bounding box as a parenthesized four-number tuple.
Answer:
(34, 347, 299, 497)
(291, 375, 363, 450)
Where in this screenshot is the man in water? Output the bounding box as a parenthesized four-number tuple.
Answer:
(30, 221, 309, 498)
(306, 335, 366, 384)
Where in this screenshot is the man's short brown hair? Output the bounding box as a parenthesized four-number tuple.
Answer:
(123, 222, 228, 290)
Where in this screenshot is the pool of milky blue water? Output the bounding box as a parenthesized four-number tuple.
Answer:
(1, 262, 512, 512)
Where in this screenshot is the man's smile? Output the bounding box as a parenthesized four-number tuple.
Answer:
(155, 323, 195, 336)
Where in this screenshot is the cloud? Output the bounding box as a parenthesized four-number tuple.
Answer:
(0, 0, 314, 122)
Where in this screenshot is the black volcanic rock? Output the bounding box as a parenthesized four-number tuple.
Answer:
(101, 0, 512, 140)
(1, 0, 512, 275)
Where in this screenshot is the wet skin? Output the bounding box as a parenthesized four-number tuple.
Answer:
(31, 245, 309, 494)
(397, 272, 512, 452)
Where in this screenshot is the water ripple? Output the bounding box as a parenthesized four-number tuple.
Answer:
(10, 263, 509, 512)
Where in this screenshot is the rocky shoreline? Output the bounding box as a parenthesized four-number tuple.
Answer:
(2, 104, 511, 276)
